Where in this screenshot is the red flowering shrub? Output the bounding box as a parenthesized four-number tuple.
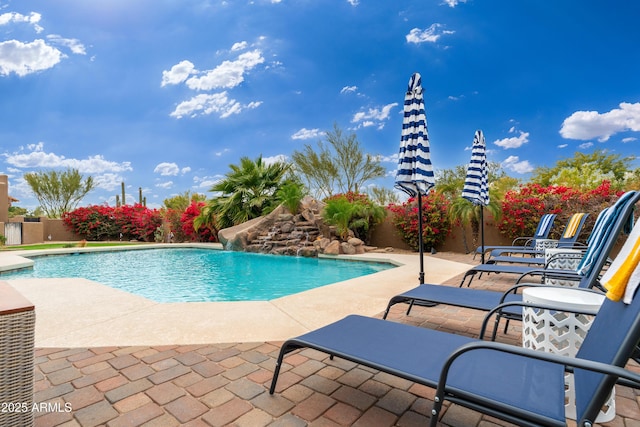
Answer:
(164, 208, 187, 242)
(499, 181, 624, 241)
(180, 201, 217, 242)
(63, 204, 163, 242)
(388, 192, 451, 251)
(62, 205, 117, 241)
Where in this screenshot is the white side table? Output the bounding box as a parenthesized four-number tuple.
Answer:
(544, 248, 583, 287)
(522, 287, 614, 422)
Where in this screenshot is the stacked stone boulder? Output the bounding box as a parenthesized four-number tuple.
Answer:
(217, 196, 374, 257)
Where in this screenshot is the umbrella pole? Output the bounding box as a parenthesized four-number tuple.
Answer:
(480, 206, 485, 264)
(418, 192, 425, 284)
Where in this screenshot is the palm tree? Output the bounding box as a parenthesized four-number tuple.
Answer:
(195, 156, 291, 230)
(447, 191, 501, 254)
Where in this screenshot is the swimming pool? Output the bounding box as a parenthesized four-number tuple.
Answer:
(2, 248, 394, 302)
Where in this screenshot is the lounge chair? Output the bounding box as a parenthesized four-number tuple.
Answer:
(474, 213, 556, 259)
(459, 193, 638, 288)
(270, 277, 640, 426)
(381, 191, 639, 328)
(485, 212, 590, 265)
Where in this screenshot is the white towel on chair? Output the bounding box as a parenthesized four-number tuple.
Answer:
(600, 219, 640, 304)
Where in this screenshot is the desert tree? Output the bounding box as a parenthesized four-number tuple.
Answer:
(291, 124, 386, 199)
(531, 150, 633, 190)
(23, 168, 95, 218)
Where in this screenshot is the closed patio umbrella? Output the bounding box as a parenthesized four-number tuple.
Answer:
(394, 72, 435, 284)
(461, 130, 490, 263)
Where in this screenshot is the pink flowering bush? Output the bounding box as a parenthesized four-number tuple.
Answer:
(499, 181, 624, 241)
(180, 201, 217, 242)
(388, 192, 451, 251)
(63, 204, 163, 242)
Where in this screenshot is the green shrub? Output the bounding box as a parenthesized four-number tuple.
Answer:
(276, 181, 305, 214)
(322, 192, 386, 243)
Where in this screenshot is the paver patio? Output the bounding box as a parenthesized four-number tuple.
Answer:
(25, 252, 640, 425)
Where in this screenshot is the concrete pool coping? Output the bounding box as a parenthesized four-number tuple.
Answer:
(0, 243, 473, 347)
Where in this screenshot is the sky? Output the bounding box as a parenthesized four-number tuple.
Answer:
(1, 0, 639, 211)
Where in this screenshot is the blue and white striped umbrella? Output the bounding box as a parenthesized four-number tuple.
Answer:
(462, 129, 489, 262)
(394, 73, 435, 198)
(395, 73, 435, 284)
(461, 130, 489, 207)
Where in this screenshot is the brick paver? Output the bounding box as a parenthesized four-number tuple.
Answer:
(31, 252, 640, 426)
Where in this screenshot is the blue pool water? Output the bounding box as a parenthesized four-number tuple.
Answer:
(2, 248, 393, 302)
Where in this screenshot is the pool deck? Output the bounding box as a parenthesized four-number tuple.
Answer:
(0, 244, 471, 347)
(2, 246, 640, 426)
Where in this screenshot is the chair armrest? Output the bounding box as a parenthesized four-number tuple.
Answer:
(514, 268, 582, 285)
(480, 296, 603, 339)
(435, 340, 640, 397)
(511, 236, 534, 246)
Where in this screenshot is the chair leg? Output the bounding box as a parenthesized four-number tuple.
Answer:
(406, 300, 415, 315)
(382, 304, 393, 320)
(430, 393, 444, 427)
(490, 314, 504, 341)
(459, 272, 475, 287)
(503, 318, 511, 335)
(269, 348, 287, 394)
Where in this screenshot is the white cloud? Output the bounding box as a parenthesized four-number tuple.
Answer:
(170, 92, 262, 119)
(161, 60, 195, 87)
(442, 0, 467, 7)
(154, 162, 180, 176)
(231, 41, 248, 51)
(502, 155, 533, 174)
(94, 173, 124, 191)
(0, 39, 63, 76)
(622, 137, 637, 143)
(558, 143, 568, 148)
(560, 102, 640, 142)
(185, 50, 265, 91)
(0, 11, 43, 32)
(352, 103, 398, 125)
(347, 0, 360, 5)
(156, 181, 174, 189)
(47, 34, 86, 55)
(291, 128, 324, 140)
(377, 153, 398, 163)
(263, 154, 288, 165)
(494, 131, 529, 149)
(164, 49, 266, 119)
(215, 148, 230, 156)
(406, 24, 454, 44)
(4, 143, 133, 174)
(181, 166, 191, 174)
(340, 85, 357, 94)
(579, 142, 594, 149)
(193, 175, 221, 190)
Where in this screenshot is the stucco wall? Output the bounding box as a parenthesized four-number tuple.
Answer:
(370, 211, 512, 254)
(40, 218, 83, 242)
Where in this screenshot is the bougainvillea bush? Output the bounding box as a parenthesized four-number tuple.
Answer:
(63, 204, 163, 242)
(164, 208, 188, 243)
(498, 181, 625, 241)
(388, 191, 451, 251)
(180, 201, 217, 242)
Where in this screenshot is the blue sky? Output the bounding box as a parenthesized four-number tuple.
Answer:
(1, 0, 639, 210)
